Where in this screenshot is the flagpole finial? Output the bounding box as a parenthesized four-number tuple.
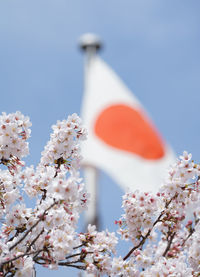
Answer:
(79, 33, 102, 52)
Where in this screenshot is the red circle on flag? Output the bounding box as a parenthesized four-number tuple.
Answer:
(94, 104, 165, 160)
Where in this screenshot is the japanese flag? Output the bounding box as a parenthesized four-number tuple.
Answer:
(81, 56, 175, 192)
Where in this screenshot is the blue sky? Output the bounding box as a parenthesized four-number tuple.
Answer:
(0, 1, 200, 276)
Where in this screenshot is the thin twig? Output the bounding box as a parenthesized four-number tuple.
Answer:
(0, 249, 44, 267)
(26, 228, 44, 253)
(162, 232, 176, 257)
(181, 228, 195, 247)
(65, 252, 83, 260)
(58, 263, 86, 270)
(73, 243, 85, 250)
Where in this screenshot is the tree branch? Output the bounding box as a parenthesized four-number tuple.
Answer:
(0, 249, 44, 267)
(162, 232, 176, 257)
(26, 228, 44, 253)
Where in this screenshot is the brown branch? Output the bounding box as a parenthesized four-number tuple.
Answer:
(65, 250, 94, 261)
(34, 256, 86, 270)
(65, 252, 84, 260)
(34, 255, 52, 265)
(58, 263, 86, 270)
(73, 243, 85, 250)
(26, 228, 44, 253)
(123, 229, 151, 261)
(0, 249, 44, 267)
(181, 228, 195, 247)
(162, 232, 176, 257)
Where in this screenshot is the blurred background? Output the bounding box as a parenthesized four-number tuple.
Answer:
(0, 0, 199, 276)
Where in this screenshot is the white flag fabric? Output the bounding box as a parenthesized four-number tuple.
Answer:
(81, 56, 175, 192)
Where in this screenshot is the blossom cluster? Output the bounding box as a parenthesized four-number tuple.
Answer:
(0, 111, 31, 173)
(0, 112, 200, 277)
(118, 191, 159, 243)
(40, 113, 87, 169)
(0, 112, 89, 276)
(113, 151, 200, 276)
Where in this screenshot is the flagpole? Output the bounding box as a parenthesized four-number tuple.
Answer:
(79, 33, 102, 230)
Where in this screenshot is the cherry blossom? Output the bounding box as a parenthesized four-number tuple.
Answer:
(0, 112, 200, 276)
